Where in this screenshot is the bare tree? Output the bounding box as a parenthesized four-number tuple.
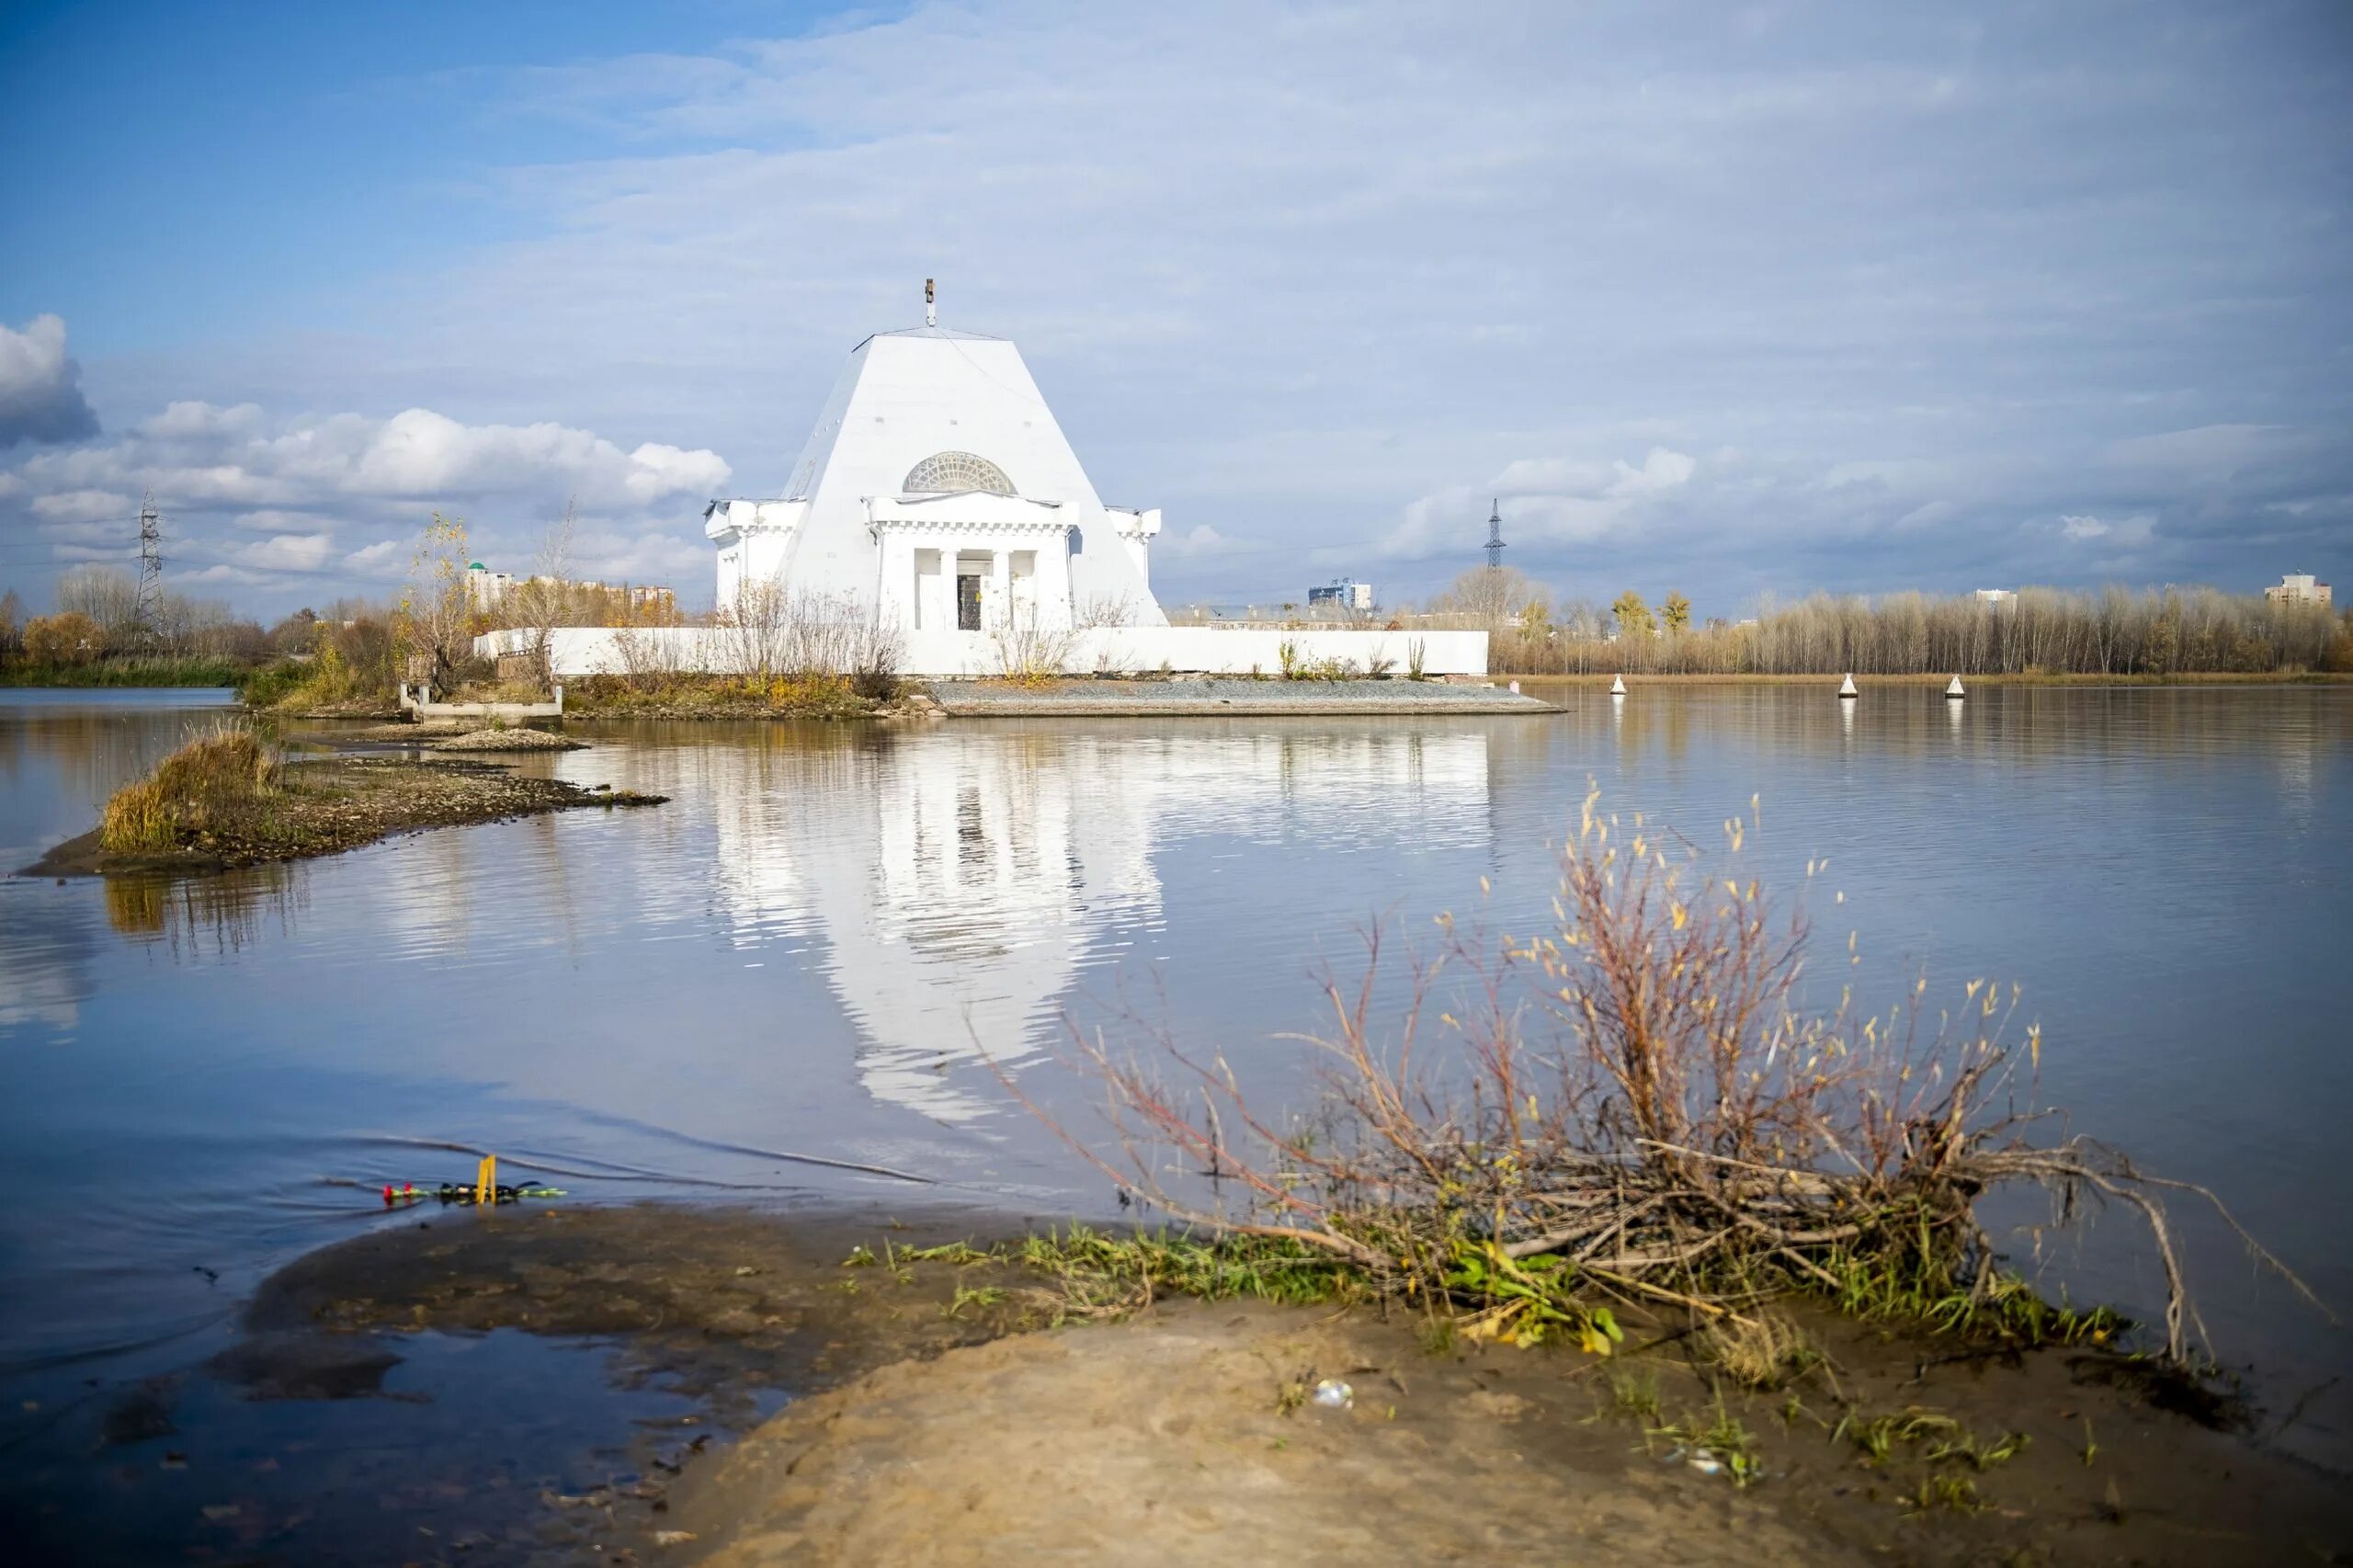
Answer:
(56, 564, 142, 647)
(507, 498, 578, 690)
(1429, 564, 1545, 631)
(394, 513, 473, 688)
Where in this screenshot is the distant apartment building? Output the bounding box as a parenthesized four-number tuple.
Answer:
(465, 562, 514, 609)
(1974, 588, 2017, 609)
(466, 562, 676, 618)
(1307, 578, 1375, 612)
(2265, 573, 2333, 607)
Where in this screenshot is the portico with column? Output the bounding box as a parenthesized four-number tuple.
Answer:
(868, 494, 1074, 633)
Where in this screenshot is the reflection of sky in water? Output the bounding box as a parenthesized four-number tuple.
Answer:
(0, 688, 2348, 1466)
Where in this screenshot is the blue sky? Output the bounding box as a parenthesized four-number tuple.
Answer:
(1, 0, 2347, 617)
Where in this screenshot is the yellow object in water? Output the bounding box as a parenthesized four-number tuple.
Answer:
(476, 1153, 497, 1204)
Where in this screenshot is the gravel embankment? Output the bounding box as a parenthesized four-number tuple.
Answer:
(425, 727, 588, 752)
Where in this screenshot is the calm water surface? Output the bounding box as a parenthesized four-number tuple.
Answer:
(2, 685, 2348, 1467)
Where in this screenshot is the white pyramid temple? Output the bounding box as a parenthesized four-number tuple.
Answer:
(477, 293, 1491, 678)
(704, 308, 1167, 634)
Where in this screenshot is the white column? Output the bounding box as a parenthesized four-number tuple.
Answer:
(990, 548, 1013, 631)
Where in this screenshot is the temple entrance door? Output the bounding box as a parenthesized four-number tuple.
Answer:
(956, 572, 982, 631)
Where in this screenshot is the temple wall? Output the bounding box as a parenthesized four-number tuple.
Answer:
(476, 626, 1489, 680)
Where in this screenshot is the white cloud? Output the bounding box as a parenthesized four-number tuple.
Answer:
(1156, 523, 1238, 560)
(233, 508, 324, 533)
(30, 488, 133, 524)
(1380, 445, 1697, 560)
(1, 395, 732, 595)
(139, 401, 265, 442)
(0, 314, 99, 449)
(225, 532, 336, 572)
(623, 442, 733, 504)
(1606, 449, 1697, 497)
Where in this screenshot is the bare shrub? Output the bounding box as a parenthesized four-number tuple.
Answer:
(992, 603, 1076, 686)
(23, 611, 104, 666)
(719, 581, 903, 689)
(606, 622, 685, 692)
(1021, 790, 2323, 1364)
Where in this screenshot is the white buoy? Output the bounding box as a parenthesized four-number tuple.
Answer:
(1609, 674, 1628, 696)
(1837, 674, 1859, 699)
(1508, 679, 1520, 695)
(1946, 675, 1965, 699)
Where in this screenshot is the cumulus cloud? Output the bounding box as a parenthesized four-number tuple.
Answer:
(0, 396, 731, 598)
(1155, 523, 1239, 560)
(1607, 449, 1697, 498)
(1378, 444, 1699, 562)
(0, 315, 100, 449)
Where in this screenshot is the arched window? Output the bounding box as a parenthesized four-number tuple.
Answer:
(904, 450, 1015, 496)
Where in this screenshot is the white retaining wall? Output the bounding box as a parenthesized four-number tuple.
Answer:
(475, 626, 1488, 680)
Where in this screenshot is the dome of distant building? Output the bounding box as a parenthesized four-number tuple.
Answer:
(904, 451, 1015, 496)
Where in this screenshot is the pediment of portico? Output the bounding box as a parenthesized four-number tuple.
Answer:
(866, 492, 1069, 535)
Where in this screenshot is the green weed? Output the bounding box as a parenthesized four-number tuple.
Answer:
(1648, 1402, 1763, 1487)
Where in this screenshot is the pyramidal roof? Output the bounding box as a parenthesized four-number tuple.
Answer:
(854, 324, 1007, 347)
(772, 325, 1167, 625)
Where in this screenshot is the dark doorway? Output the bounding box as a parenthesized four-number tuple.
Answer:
(956, 573, 982, 631)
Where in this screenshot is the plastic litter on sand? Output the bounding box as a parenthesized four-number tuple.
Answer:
(1312, 1380, 1354, 1410)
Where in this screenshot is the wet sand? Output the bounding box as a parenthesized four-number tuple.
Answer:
(44, 1203, 2330, 1566)
(675, 1294, 2349, 1567)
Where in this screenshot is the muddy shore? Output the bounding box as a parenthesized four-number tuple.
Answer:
(45, 1203, 2342, 1567)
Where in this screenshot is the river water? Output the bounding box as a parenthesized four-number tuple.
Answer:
(2, 684, 2348, 1485)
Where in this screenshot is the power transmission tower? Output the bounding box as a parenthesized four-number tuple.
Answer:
(1483, 497, 1506, 571)
(135, 491, 164, 639)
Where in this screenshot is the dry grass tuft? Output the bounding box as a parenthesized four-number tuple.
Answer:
(1699, 1309, 1816, 1390)
(100, 730, 279, 854)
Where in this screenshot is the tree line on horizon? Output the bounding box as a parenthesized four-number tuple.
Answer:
(6, 532, 2347, 684)
(1415, 566, 2349, 676)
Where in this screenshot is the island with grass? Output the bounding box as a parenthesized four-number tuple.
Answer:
(27, 728, 664, 877)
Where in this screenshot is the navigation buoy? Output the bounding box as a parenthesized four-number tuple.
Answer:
(1946, 676, 1965, 699)
(1837, 674, 1859, 699)
(1609, 675, 1627, 696)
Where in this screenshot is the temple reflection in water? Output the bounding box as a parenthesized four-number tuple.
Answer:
(711, 728, 1495, 1121)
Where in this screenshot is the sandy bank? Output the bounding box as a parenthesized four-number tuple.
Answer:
(668, 1292, 2347, 1568)
(210, 1206, 2349, 1566)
